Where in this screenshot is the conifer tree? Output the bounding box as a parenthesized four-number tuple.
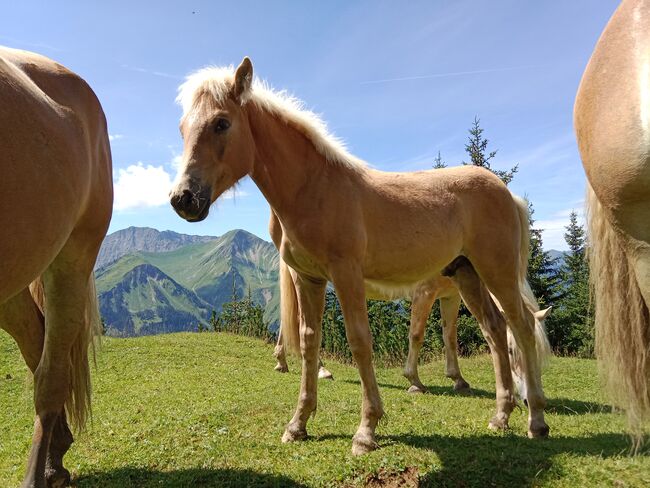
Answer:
(433, 151, 447, 169)
(526, 201, 562, 309)
(463, 116, 518, 185)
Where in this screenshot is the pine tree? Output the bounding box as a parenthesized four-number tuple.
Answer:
(526, 200, 562, 309)
(463, 116, 518, 185)
(433, 151, 447, 169)
(550, 210, 593, 356)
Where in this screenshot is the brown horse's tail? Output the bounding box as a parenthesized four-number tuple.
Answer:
(587, 185, 650, 439)
(29, 274, 102, 432)
(511, 193, 531, 286)
(279, 258, 301, 355)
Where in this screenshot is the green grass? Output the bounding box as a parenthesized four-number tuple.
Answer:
(1, 331, 648, 487)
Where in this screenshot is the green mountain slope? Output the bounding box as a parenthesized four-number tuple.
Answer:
(95, 229, 280, 336)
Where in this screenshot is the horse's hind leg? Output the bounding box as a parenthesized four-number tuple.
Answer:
(440, 293, 470, 393)
(443, 258, 516, 430)
(463, 256, 548, 438)
(403, 290, 436, 393)
(23, 238, 99, 488)
(0, 288, 73, 488)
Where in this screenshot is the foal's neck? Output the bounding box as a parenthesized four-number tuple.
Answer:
(246, 104, 361, 215)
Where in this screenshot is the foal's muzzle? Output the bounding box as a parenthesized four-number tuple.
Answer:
(170, 187, 211, 222)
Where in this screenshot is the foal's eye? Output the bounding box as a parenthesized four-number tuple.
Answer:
(214, 118, 231, 132)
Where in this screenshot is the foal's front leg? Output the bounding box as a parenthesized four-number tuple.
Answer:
(331, 264, 384, 455)
(281, 272, 326, 443)
(440, 294, 471, 393)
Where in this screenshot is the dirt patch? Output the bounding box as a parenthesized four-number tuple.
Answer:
(359, 467, 419, 488)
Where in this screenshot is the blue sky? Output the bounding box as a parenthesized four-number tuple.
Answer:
(2, 1, 618, 250)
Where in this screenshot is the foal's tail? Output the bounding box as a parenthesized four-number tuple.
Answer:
(587, 185, 650, 438)
(511, 193, 531, 286)
(29, 274, 102, 432)
(279, 258, 301, 355)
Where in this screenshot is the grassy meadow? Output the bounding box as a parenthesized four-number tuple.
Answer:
(1, 331, 648, 487)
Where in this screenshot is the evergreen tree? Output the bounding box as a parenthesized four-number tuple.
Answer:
(547, 211, 593, 356)
(463, 116, 518, 185)
(433, 151, 447, 169)
(526, 200, 562, 309)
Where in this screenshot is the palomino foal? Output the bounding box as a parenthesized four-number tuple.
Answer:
(171, 58, 548, 454)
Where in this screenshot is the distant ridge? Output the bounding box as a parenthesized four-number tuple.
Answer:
(96, 226, 217, 269)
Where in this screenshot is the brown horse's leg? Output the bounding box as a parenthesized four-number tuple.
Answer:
(331, 264, 384, 455)
(0, 288, 73, 488)
(403, 290, 436, 393)
(273, 327, 289, 373)
(440, 294, 471, 393)
(281, 271, 326, 443)
(443, 259, 516, 430)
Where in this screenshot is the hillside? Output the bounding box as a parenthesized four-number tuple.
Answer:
(96, 227, 217, 269)
(1, 331, 647, 487)
(96, 229, 280, 336)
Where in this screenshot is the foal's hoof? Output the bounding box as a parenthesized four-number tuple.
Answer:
(453, 380, 471, 395)
(528, 421, 550, 439)
(407, 384, 427, 394)
(282, 425, 308, 443)
(488, 414, 510, 431)
(274, 362, 289, 373)
(352, 433, 378, 456)
(318, 367, 334, 380)
(45, 466, 71, 488)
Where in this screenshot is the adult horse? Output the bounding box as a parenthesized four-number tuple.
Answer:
(170, 58, 548, 454)
(575, 0, 650, 437)
(273, 252, 552, 400)
(0, 47, 112, 486)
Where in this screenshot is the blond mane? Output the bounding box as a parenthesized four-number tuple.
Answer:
(176, 66, 366, 170)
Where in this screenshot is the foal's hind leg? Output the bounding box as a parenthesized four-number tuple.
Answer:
(443, 260, 516, 430)
(331, 263, 384, 455)
(440, 293, 471, 393)
(403, 290, 436, 393)
(0, 288, 73, 487)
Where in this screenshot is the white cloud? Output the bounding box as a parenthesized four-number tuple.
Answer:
(109, 134, 124, 142)
(113, 163, 173, 211)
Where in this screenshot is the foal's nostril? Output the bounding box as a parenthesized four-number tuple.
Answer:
(180, 189, 194, 208)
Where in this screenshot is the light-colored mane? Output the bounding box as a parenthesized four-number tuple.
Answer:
(176, 66, 366, 170)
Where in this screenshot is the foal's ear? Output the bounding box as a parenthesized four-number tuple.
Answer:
(534, 306, 552, 321)
(233, 57, 253, 102)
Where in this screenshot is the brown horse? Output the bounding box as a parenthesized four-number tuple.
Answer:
(170, 58, 548, 454)
(575, 0, 650, 439)
(273, 251, 552, 400)
(0, 47, 112, 487)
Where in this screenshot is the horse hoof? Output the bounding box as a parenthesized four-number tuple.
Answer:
(407, 384, 426, 394)
(453, 381, 471, 395)
(488, 415, 509, 431)
(282, 425, 308, 443)
(318, 367, 334, 380)
(528, 422, 550, 438)
(274, 363, 289, 373)
(45, 466, 71, 488)
(352, 433, 378, 456)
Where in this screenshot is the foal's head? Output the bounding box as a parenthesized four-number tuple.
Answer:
(170, 57, 255, 222)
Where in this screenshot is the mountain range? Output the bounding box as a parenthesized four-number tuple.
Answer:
(95, 227, 280, 337)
